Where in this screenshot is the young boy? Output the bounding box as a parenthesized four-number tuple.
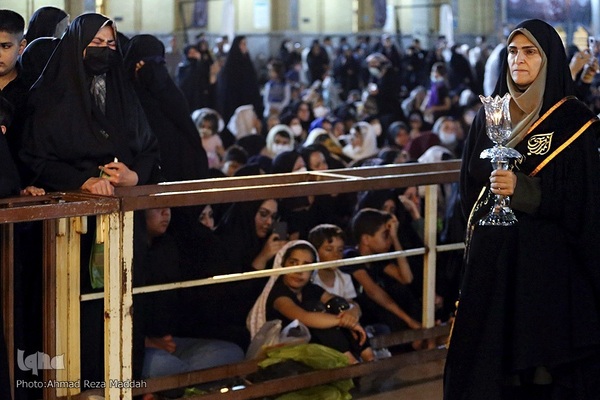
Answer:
(342, 208, 421, 333)
(0, 10, 30, 183)
(308, 224, 357, 302)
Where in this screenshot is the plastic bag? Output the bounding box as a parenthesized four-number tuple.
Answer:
(280, 319, 311, 344)
(89, 234, 104, 289)
(246, 320, 283, 359)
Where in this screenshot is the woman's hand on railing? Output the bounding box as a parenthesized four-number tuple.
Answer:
(20, 186, 45, 196)
(99, 161, 139, 187)
(81, 177, 115, 195)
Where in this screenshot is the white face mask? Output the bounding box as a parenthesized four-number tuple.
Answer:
(294, 166, 307, 173)
(369, 67, 382, 78)
(290, 124, 303, 137)
(271, 143, 293, 155)
(371, 123, 382, 136)
(439, 130, 457, 145)
(313, 106, 329, 118)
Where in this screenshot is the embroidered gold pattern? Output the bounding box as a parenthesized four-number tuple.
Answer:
(527, 132, 553, 155)
(529, 118, 597, 177)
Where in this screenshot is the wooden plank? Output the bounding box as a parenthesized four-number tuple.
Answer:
(369, 325, 451, 349)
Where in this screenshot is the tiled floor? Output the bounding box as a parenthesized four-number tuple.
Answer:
(354, 359, 445, 400)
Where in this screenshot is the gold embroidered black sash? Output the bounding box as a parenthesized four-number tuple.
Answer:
(513, 96, 599, 177)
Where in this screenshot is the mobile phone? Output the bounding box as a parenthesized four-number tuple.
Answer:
(589, 36, 596, 58)
(271, 221, 288, 240)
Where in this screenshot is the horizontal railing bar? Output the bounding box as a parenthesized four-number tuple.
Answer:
(119, 171, 460, 211)
(0, 193, 120, 224)
(79, 242, 465, 302)
(80, 248, 426, 301)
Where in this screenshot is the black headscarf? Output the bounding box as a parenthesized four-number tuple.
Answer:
(19, 37, 60, 89)
(21, 13, 160, 191)
(24, 6, 68, 43)
(123, 34, 208, 182)
(271, 150, 301, 173)
(493, 19, 575, 116)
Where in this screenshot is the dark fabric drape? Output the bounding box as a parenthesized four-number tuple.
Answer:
(21, 13, 160, 191)
(124, 34, 208, 182)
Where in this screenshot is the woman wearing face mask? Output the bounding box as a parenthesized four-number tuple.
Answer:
(431, 116, 463, 157)
(422, 62, 452, 125)
(123, 34, 209, 182)
(22, 13, 160, 194)
(21, 13, 161, 385)
(265, 124, 295, 158)
(364, 52, 405, 145)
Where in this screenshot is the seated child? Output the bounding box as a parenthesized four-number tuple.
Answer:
(308, 224, 358, 302)
(342, 208, 422, 334)
(248, 240, 374, 364)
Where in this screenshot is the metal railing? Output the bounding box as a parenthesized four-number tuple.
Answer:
(0, 160, 462, 400)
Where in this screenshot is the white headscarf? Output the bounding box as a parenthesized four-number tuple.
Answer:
(246, 240, 318, 339)
(227, 104, 257, 138)
(342, 121, 379, 161)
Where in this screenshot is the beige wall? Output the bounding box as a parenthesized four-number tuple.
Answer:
(105, 0, 175, 34)
(457, 0, 495, 36)
(5, 0, 66, 25)
(6, 0, 503, 41)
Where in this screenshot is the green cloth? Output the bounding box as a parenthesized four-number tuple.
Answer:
(259, 344, 354, 399)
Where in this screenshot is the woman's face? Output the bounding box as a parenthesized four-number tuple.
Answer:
(87, 25, 116, 51)
(199, 205, 215, 230)
(382, 199, 397, 216)
(308, 151, 328, 171)
(292, 156, 306, 172)
(508, 33, 542, 88)
(239, 38, 248, 54)
(282, 248, 314, 292)
(273, 133, 291, 146)
(296, 103, 311, 122)
(254, 199, 278, 238)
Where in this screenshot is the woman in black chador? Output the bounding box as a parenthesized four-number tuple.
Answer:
(444, 19, 600, 399)
(215, 35, 263, 123)
(20, 13, 160, 383)
(21, 13, 160, 194)
(123, 34, 208, 182)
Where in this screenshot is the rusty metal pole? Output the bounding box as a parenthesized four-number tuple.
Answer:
(104, 211, 134, 400)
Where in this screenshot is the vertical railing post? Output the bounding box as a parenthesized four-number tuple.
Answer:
(104, 211, 134, 400)
(422, 185, 438, 329)
(53, 217, 83, 398)
(1, 223, 15, 400)
(42, 219, 57, 400)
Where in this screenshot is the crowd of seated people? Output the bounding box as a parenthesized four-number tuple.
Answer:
(2, 5, 600, 400)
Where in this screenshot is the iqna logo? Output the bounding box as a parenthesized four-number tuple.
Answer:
(17, 350, 65, 376)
